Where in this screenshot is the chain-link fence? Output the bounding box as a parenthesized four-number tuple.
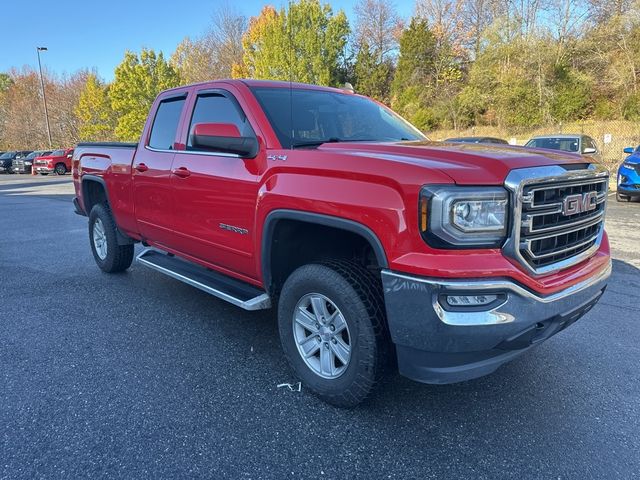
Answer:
(430, 120, 640, 172)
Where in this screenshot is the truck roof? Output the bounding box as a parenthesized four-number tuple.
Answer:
(161, 78, 349, 95)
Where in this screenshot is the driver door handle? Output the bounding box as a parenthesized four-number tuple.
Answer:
(172, 166, 191, 178)
(134, 163, 148, 172)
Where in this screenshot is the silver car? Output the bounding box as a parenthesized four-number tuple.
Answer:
(525, 134, 602, 163)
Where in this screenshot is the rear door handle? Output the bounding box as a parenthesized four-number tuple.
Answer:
(134, 163, 148, 172)
(172, 166, 191, 178)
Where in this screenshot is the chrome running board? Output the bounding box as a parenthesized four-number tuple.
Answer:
(136, 249, 271, 311)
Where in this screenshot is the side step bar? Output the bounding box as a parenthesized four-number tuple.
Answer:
(136, 249, 271, 311)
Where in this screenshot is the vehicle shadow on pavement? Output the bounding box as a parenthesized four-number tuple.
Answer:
(0, 179, 72, 191)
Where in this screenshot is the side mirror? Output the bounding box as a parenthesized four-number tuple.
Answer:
(623, 146, 634, 154)
(582, 147, 597, 155)
(66, 154, 72, 159)
(192, 123, 258, 158)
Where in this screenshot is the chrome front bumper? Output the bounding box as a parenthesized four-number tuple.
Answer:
(381, 261, 611, 384)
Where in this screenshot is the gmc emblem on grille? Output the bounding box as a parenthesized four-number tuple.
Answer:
(562, 191, 598, 216)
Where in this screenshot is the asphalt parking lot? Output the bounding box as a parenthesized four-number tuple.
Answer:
(1, 174, 639, 479)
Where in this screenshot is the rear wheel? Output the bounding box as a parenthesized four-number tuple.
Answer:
(277, 261, 388, 407)
(616, 192, 630, 202)
(89, 203, 134, 273)
(55, 163, 67, 175)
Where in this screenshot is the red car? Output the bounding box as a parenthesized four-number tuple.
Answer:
(34, 148, 74, 175)
(72, 80, 611, 406)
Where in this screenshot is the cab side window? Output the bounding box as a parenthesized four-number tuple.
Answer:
(148, 97, 186, 150)
(187, 94, 254, 150)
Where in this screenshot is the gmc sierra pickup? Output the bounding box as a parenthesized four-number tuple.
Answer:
(73, 80, 611, 407)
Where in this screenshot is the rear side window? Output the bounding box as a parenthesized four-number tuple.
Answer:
(583, 137, 597, 152)
(187, 94, 254, 149)
(149, 97, 186, 150)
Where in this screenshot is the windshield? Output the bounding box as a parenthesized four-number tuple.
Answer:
(50, 149, 65, 156)
(525, 137, 579, 153)
(250, 87, 426, 148)
(0, 151, 16, 159)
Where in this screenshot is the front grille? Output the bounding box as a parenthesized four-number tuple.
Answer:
(518, 177, 607, 271)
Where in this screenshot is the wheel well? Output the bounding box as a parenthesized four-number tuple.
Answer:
(266, 218, 385, 296)
(82, 179, 108, 214)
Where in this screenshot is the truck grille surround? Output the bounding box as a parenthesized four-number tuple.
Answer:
(504, 164, 609, 276)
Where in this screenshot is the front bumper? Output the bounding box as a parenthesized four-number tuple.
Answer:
(34, 166, 54, 173)
(381, 261, 611, 384)
(617, 166, 640, 196)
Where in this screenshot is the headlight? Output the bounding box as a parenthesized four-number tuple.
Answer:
(25, 161, 32, 165)
(622, 161, 636, 169)
(420, 186, 509, 248)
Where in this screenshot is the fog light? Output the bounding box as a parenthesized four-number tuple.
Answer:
(446, 294, 498, 307)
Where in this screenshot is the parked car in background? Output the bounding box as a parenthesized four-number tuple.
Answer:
(33, 148, 74, 175)
(12, 150, 52, 174)
(525, 134, 602, 162)
(0, 151, 32, 173)
(444, 136, 509, 145)
(617, 145, 640, 202)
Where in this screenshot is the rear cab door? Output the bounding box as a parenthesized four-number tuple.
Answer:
(133, 89, 190, 247)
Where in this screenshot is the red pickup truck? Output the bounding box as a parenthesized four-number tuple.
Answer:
(73, 80, 611, 407)
(34, 148, 74, 175)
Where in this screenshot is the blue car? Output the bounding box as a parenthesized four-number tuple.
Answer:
(618, 146, 640, 202)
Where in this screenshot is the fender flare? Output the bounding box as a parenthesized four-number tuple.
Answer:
(81, 175, 135, 246)
(261, 209, 389, 289)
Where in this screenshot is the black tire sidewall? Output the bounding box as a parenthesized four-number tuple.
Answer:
(55, 163, 66, 175)
(616, 193, 630, 202)
(278, 264, 377, 403)
(89, 204, 119, 272)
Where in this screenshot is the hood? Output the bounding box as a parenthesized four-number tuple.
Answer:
(319, 140, 590, 185)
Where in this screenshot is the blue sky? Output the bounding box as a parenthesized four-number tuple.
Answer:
(1, 0, 415, 81)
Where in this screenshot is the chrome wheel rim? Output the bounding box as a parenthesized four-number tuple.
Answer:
(93, 218, 108, 260)
(293, 293, 351, 379)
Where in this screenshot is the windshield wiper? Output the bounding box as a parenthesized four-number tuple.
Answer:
(291, 138, 342, 149)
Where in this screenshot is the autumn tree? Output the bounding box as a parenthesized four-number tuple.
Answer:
(75, 73, 116, 141)
(171, 4, 246, 83)
(351, 0, 401, 101)
(109, 49, 180, 141)
(234, 0, 350, 86)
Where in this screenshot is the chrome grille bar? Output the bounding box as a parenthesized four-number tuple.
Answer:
(504, 164, 609, 276)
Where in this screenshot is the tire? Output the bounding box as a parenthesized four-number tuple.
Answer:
(55, 163, 67, 175)
(616, 192, 630, 202)
(277, 260, 389, 407)
(88, 203, 134, 273)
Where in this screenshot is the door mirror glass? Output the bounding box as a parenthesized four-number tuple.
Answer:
(192, 123, 258, 158)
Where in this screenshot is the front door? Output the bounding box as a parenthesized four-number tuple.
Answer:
(133, 94, 186, 246)
(170, 90, 261, 280)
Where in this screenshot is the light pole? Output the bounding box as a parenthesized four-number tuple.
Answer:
(36, 46, 52, 149)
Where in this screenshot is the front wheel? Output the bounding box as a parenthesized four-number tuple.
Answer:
(89, 203, 134, 273)
(277, 261, 388, 407)
(55, 163, 67, 175)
